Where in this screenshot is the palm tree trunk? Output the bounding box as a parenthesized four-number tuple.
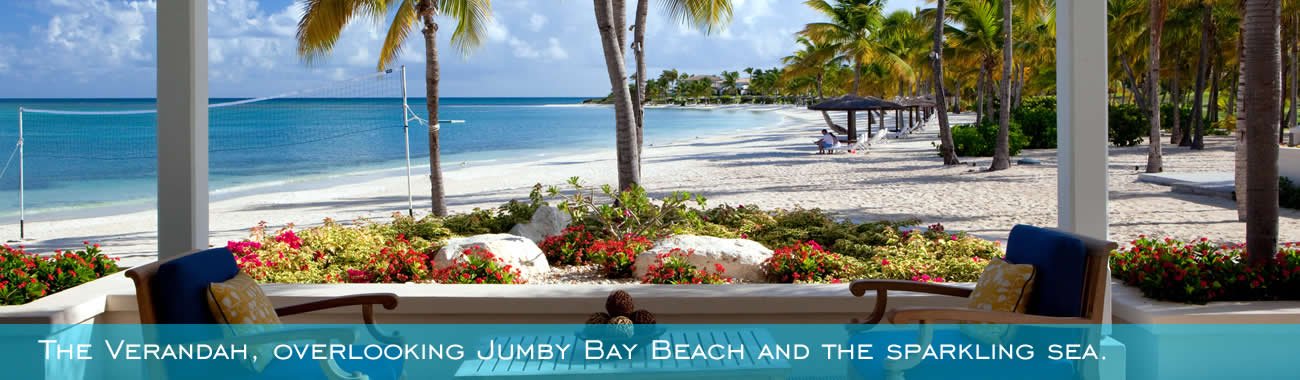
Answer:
(934, 0, 959, 165)
(976, 62, 986, 123)
(1192, 2, 1213, 150)
(632, 0, 648, 171)
(1235, 19, 1249, 222)
(1171, 65, 1185, 145)
(1208, 56, 1221, 124)
(421, 13, 447, 217)
(593, 0, 640, 190)
(1285, 19, 1298, 142)
(1146, 0, 1165, 173)
(989, 0, 1012, 171)
(853, 61, 862, 96)
(1242, 0, 1281, 263)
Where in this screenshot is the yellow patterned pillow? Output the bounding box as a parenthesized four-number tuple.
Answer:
(206, 272, 280, 372)
(961, 258, 1036, 343)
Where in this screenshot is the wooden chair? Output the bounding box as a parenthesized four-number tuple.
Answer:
(126, 247, 403, 380)
(847, 225, 1117, 380)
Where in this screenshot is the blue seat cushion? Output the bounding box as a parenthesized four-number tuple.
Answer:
(849, 329, 1077, 380)
(151, 248, 241, 325)
(1004, 225, 1088, 318)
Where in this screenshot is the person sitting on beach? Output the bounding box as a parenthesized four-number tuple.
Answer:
(815, 129, 838, 154)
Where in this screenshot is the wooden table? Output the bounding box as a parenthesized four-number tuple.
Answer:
(455, 328, 791, 379)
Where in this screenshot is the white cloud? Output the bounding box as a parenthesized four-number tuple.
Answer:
(544, 38, 568, 60)
(528, 14, 548, 32)
(485, 17, 510, 42)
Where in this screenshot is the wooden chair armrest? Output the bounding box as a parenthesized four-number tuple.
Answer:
(849, 279, 973, 297)
(888, 307, 1094, 325)
(275, 293, 399, 321)
(848, 280, 972, 325)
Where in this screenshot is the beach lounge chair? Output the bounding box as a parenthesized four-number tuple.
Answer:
(826, 133, 866, 154)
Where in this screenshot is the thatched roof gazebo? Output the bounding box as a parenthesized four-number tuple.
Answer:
(808, 95, 905, 142)
(893, 96, 938, 132)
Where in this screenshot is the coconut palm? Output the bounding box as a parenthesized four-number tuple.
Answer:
(928, 0, 960, 165)
(782, 36, 842, 99)
(1145, 0, 1169, 173)
(628, 0, 733, 171)
(295, 0, 491, 217)
(801, 0, 887, 96)
(948, 0, 1002, 123)
(1242, 0, 1281, 263)
(988, 0, 1013, 171)
(720, 71, 742, 95)
(593, 0, 639, 189)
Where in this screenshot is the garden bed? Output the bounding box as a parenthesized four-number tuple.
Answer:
(224, 181, 1003, 286)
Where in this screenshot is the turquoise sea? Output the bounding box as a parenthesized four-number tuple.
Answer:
(0, 97, 783, 219)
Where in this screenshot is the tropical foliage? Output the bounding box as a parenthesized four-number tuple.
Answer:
(0, 243, 118, 305)
(1111, 236, 1300, 304)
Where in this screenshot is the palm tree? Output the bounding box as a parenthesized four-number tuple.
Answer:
(1190, 1, 1214, 150)
(931, 0, 960, 165)
(989, 0, 1013, 171)
(720, 71, 742, 95)
(801, 0, 887, 96)
(1146, 0, 1168, 173)
(1242, 0, 1281, 263)
(948, 0, 1002, 124)
(593, 0, 639, 190)
(782, 36, 840, 98)
(296, 0, 490, 217)
(629, 0, 733, 170)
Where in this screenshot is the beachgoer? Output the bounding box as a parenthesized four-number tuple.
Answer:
(815, 129, 837, 154)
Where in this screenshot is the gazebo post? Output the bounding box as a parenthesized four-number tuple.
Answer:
(848, 111, 858, 142)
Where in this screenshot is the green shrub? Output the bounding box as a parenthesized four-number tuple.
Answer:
(0, 243, 119, 305)
(949, 121, 1028, 157)
(586, 234, 654, 278)
(550, 178, 705, 239)
(231, 216, 444, 284)
(701, 204, 775, 237)
(432, 246, 525, 284)
(1108, 104, 1148, 147)
(538, 225, 599, 266)
(1281, 177, 1300, 210)
(1159, 103, 1194, 133)
(1111, 236, 1300, 304)
(1012, 96, 1058, 149)
(444, 184, 546, 235)
(852, 225, 1000, 283)
(762, 241, 849, 283)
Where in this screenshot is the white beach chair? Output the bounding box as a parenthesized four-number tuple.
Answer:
(826, 133, 866, 154)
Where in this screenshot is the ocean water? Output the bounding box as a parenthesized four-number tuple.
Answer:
(0, 98, 782, 219)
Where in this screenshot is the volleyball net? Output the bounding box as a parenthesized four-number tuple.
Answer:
(1, 67, 443, 239)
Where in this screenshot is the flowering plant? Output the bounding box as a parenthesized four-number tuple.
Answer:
(587, 234, 654, 278)
(762, 241, 848, 283)
(641, 249, 731, 284)
(0, 242, 118, 305)
(1111, 236, 1300, 304)
(539, 225, 597, 265)
(432, 246, 525, 284)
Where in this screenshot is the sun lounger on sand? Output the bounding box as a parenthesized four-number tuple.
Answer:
(826, 133, 866, 154)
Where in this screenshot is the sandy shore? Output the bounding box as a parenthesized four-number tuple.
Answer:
(3, 105, 1298, 267)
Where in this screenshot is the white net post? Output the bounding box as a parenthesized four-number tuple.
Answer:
(16, 107, 24, 240)
(402, 65, 414, 217)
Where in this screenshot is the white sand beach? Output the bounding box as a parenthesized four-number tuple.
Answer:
(3, 105, 1299, 267)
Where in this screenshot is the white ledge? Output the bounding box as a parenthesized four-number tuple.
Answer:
(1111, 281, 1300, 324)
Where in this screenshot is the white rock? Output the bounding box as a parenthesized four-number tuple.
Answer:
(508, 206, 573, 243)
(633, 235, 773, 282)
(435, 234, 550, 277)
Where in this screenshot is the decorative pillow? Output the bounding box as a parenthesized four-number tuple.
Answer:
(206, 272, 280, 372)
(961, 258, 1036, 343)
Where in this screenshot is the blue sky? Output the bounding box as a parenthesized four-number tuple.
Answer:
(0, 0, 925, 98)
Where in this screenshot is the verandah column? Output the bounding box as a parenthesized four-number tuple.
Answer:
(1057, 0, 1109, 243)
(156, 1, 209, 260)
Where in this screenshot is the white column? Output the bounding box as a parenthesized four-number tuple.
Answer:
(1057, 0, 1114, 335)
(156, 1, 209, 260)
(1057, 0, 1109, 240)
